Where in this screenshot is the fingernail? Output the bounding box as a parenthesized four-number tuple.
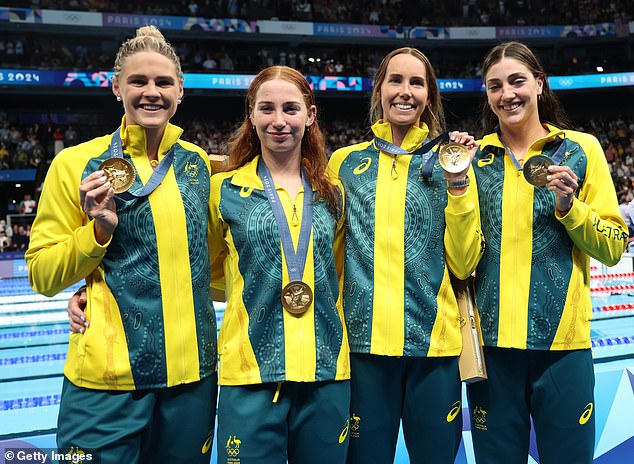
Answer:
(95, 170, 104, 176)
(80, 316, 85, 321)
(84, 321, 89, 327)
(100, 176, 107, 182)
(79, 328, 84, 334)
(547, 175, 552, 180)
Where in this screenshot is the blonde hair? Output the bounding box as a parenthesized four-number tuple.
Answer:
(112, 25, 183, 84)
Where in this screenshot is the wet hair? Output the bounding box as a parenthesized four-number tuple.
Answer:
(112, 25, 183, 85)
(369, 47, 445, 137)
(481, 41, 571, 134)
(226, 66, 341, 216)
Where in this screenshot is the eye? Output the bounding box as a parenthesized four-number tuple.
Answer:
(157, 79, 174, 87)
(257, 103, 273, 113)
(388, 75, 401, 84)
(411, 78, 425, 87)
(284, 104, 301, 114)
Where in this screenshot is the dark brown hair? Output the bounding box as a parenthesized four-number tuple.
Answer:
(481, 41, 571, 134)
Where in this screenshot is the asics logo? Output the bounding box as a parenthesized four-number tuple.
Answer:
(579, 402, 593, 425)
(353, 157, 372, 174)
(477, 153, 495, 167)
(446, 401, 461, 422)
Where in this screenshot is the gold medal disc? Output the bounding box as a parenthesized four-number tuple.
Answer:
(522, 155, 553, 186)
(438, 142, 471, 173)
(281, 281, 313, 315)
(99, 158, 136, 194)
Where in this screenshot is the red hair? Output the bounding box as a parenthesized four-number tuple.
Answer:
(226, 66, 341, 216)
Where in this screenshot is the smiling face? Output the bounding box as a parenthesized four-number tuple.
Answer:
(379, 53, 428, 133)
(112, 51, 183, 134)
(249, 78, 316, 160)
(485, 56, 544, 132)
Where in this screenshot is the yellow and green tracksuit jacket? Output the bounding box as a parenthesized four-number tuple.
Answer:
(209, 156, 349, 385)
(472, 124, 628, 350)
(328, 121, 484, 357)
(26, 117, 217, 390)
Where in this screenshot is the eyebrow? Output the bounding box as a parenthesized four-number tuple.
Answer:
(126, 74, 176, 81)
(487, 72, 528, 83)
(256, 100, 302, 105)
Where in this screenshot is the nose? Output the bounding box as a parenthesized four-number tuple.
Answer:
(501, 83, 515, 100)
(144, 81, 160, 98)
(399, 83, 412, 98)
(272, 110, 286, 128)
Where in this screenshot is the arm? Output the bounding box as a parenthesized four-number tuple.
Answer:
(26, 148, 115, 296)
(552, 135, 628, 266)
(443, 132, 485, 279)
(444, 164, 485, 279)
(209, 173, 228, 295)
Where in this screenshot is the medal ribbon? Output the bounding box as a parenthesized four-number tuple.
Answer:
(374, 132, 449, 179)
(109, 127, 175, 200)
(258, 157, 313, 284)
(496, 125, 567, 169)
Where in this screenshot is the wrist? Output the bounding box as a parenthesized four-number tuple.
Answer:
(446, 176, 470, 190)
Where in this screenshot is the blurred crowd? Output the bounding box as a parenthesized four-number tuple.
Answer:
(5, 0, 633, 26)
(1, 1, 633, 78)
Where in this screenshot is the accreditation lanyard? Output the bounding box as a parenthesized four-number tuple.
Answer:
(258, 158, 314, 284)
(109, 127, 176, 201)
(496, 126, 567, 170)
(374, 131, 448, 179)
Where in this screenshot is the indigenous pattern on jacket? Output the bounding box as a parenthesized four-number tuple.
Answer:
(329, 121, 484, 357)
(27, 119, 217, 390)
(210, 156, 349, 385)
(473, 124, 628, 350)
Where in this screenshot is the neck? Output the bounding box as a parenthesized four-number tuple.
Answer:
(144, 127, 163, 160)
(390, 124, 411, 148)
(261, 150, 303, 199)
(499, 121, 548, 156)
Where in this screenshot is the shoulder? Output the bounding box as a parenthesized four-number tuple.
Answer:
(51, 135, 111, 170)
(561, 129, 601, 150)
(177, 139, 208, 158)
(329, 141, 374, 171)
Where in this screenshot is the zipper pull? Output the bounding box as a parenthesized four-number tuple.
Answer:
(292, 203, 299, 226)
(391, 155, 398, 179)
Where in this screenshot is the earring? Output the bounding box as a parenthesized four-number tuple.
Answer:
(177, 98, 182, 104)
(116, 95, 121, 102)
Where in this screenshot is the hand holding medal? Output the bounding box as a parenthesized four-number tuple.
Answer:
(441, 131, 478, 189)
(79, 169, 118, 244)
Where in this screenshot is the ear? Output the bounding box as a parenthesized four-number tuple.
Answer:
(536, 75, 544, 96)
(112, 81, 120, 100)
(306, 105, 317, 127)
(248, 106, 255, 127)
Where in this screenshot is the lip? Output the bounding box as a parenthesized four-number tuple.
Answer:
(136, 104, 165, 111)
(392, 103, 417, 111)
(500, 101, 522, 112)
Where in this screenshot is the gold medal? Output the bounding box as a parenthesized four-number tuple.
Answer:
(281, 281, 313, 315)
(438, 142, 471, 173)
(523, 155, 553, 186)
(99, 158, 136, 194)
